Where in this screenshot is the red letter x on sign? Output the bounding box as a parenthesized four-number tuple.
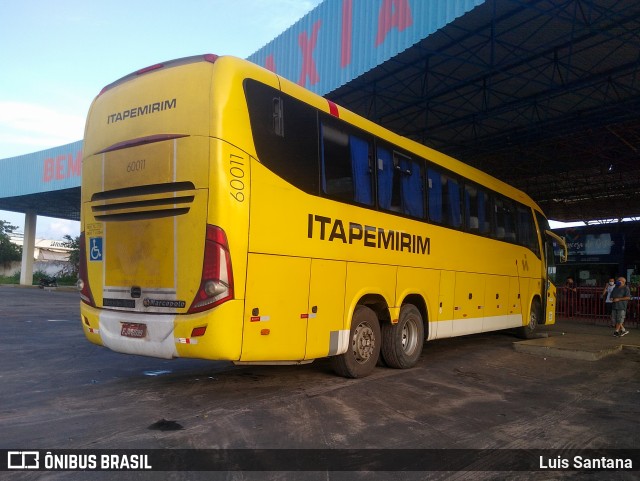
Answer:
(298, 20, 322, 87)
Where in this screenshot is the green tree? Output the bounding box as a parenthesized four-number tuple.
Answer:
(0, 220, 22, 262)
(61, 234, 80, 277)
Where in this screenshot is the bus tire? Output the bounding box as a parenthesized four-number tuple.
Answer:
(381, 304, 424, 369)
(517, 299, 541, 339)
(331, 305, 381, 378)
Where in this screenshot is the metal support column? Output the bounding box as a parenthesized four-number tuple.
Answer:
(19, 211, 37, 286)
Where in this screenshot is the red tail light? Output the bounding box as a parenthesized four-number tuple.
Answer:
(188, 225, 234, 313)
(135, 63, 164, 75)
(78, 232, 96, 307)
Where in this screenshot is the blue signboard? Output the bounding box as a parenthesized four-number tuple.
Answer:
(89, 237, 103, 262)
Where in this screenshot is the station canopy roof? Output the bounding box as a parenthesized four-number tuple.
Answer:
(1, 0, 639, 223)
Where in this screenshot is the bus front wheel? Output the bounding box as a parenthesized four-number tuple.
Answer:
(517, 299, 541, 339)
(332, 305, 381, 378)
(381, 304, 424, 369)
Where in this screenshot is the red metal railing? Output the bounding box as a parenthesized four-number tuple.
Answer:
(557, 284, 639, 327)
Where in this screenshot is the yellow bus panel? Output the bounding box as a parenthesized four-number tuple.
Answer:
(242, 254, 311, 361)
(307, 259, 347, 359)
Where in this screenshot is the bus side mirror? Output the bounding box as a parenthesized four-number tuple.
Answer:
(545, 230, 568, 263)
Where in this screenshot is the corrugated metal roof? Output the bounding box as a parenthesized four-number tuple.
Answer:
(248, 0, 485, 95)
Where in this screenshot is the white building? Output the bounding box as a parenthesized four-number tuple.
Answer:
(1, 234, 73, 277)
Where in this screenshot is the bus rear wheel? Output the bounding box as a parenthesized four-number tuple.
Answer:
(517, 299, 541, 339)
(381, 304, 424, 369)
(331, 305, 381, 378)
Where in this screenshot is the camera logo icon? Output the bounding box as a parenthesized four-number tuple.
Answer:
(7, 451, 40, 470)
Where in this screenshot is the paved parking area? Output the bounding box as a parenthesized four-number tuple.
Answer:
(0, 286, 638, 480)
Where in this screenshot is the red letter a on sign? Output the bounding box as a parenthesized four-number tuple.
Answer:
(375, 0, 413, 46)
(298, 20, 322, 87)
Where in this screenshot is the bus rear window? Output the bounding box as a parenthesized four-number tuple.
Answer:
(244, 79, 319, 194)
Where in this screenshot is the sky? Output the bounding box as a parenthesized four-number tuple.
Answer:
(0, 0, 323, 239)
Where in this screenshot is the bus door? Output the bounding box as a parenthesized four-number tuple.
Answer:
(543, 236, 554, 323)
(534, 209, 568, 324)
(242, 254, 311, 361)
(542, 229, 567, 324)
(305, 259, 347, 360)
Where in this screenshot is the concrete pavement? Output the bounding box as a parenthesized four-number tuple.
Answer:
(515, 319, 639, 361)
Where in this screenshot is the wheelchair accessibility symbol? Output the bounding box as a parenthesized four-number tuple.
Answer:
(89, 237, 103, 261)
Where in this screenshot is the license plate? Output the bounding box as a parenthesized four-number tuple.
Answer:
(121, 322, 147, 338)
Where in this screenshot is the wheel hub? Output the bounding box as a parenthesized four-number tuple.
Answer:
(401, 322, 418, 354)
(352, 322, 375, 364)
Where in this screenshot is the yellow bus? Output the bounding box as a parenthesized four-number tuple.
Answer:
(79, 54, 567, 378)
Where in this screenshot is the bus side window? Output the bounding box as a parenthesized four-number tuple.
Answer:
(377, 146, 393, 210)
(350, 135, 373, 205)
(517, 206, 540, 257)
(494, 197, 505, 239)
(381, 149, 425, 218)
(494, 197, 516, 241)
(397, 154, 425, 218)
(272, 97, 284, 137)
(321, 123, 352, 201)
(480, 190, 491, 234)
(321, 120, 373, 206)
(465, 184, 479, 231)
(427, 169, 443, 223)
(428, 169, 461, 227)
(444, 175, 462, 228)
(504, 200, 517, 241)
(465, 185, 491, 235)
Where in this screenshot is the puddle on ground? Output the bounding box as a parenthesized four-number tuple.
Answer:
(148, 418, 183, 431)
(143, 370, 173, 377)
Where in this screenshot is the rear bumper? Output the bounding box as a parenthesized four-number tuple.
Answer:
(80, 299, 244, 360)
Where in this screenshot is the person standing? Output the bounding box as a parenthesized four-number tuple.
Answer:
(602, 277, 615, 321)
(564, 277, 578, 318)
(611, 277, 631, 337)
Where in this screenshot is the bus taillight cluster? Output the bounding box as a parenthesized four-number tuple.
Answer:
(78, 232, 96, 307)
(188, 225, 234, 313)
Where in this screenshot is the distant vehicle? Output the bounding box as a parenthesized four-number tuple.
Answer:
(39, 275, 58, 288)
(78, 54, 567, 378)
